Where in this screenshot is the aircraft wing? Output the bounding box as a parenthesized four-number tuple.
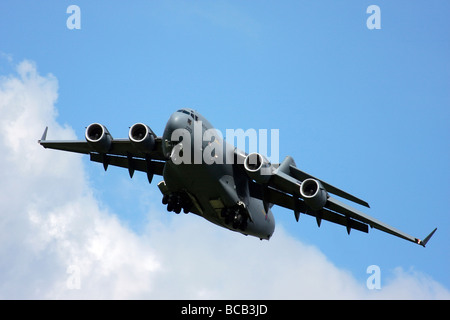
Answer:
(244, 154, 437, 247)
(38, 125, 167, 183)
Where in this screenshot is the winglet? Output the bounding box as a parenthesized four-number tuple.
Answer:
(416, 228, 437, 247)
(38, 127, 48, 144)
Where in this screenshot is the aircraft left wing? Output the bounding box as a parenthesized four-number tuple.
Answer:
(38, 124, 167, 183)
(243, 153, 437, 247)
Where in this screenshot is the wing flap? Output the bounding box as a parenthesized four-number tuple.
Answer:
(40, 138, 166, 160)
(102, 138, 167, 161)
(252, 184, 369, 234)
(325, 196, 421, 244)
(90, 153, 165, 177)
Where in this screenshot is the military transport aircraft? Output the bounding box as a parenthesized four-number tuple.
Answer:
(39, 108, 436, 246)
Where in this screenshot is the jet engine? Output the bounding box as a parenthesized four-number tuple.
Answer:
(129, 123, 156, 152)
(85, 123, 112, 153)
(299, 178, 328, 210)
(243, 152, 274, 184)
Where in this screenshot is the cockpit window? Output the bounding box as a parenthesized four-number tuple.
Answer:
(177, 109, 190, 116)
(177, 109, 198, 121)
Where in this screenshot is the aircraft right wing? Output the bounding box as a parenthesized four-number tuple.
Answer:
(242, 152, 437, 247)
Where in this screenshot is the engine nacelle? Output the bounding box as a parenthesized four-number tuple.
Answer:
(129, 123, 156, 153)
(300, 178, 328, 210)
(85, 123, 112, 153)
(243, 152, 274, 184)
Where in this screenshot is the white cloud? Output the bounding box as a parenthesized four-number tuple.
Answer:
(0, 60, 160, 299)
(0, 60, 448, 300)
(367, 267, 450, 300)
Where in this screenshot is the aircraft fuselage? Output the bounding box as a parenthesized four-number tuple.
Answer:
(159, 109, 275, 240)
(39, 108, 437, 246)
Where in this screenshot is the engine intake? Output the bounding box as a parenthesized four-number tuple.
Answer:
(300, 178, 328, 210)
(243, 152, 273, 184)
(129, 123, 156, 153)
(85, 123, 112, 153)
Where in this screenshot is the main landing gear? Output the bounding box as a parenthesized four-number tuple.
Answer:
(221, 204, 248, 231)
(162, 192, 192, 214)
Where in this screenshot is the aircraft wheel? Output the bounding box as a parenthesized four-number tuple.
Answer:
(232, 212, 243, 229)
(222, 208, 233, 225)
(239, 219, 248, 231)
(221, 207, 228, 218)
(162, 194, 169, 205)
(164, 192, 192, 214)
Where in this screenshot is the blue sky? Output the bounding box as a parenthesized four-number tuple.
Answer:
(0, 1, 448, 298)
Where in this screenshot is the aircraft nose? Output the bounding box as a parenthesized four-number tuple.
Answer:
(162, 112, 187, 157)
(163, 112, 185, 139)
